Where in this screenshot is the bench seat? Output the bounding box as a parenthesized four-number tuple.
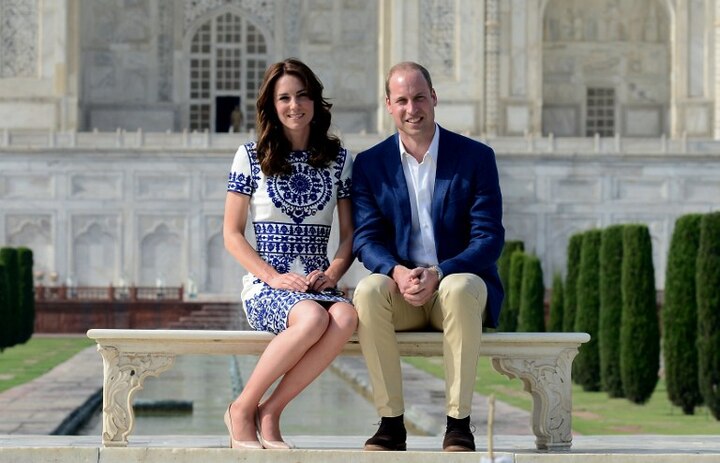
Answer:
(86, 329, 590, 451)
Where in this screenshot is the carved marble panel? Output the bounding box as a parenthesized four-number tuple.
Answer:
(681, 178, 720, 203)
(506, 105, 530, 135)
(0, 0, 38, 78)
(500, 174, 536, 202)
(685, 105, 710, 135)
(0, 174, 53, 199)
(135, 174, 191, 200)
(138, 216, 186, 286)
(613, 178, 668, 202)
(549, 177, 602, 203)
(184, 0, 274, 33)
(202, 172, 227, 200)
(542, 106, 578, 136)
(69, 173, 123, 200)
(71, 215, 120, 286)
(504, 213, 538, 252)
(420, 0, 456, 79)
(5, 214, 53, 273)
(624, 107, 662, 136)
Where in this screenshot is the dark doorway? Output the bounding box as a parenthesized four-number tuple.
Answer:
(216, 96, 241, 133)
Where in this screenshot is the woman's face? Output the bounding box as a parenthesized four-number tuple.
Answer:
(273, 74, 314, 139)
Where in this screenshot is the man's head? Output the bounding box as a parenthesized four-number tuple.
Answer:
(385, 62, 437, 140)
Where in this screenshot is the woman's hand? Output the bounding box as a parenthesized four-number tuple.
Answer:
(307, 269, 337, 292)
(267, 272, 309, 292)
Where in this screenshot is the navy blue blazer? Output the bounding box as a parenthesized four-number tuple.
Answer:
(351, 126, 505, 328)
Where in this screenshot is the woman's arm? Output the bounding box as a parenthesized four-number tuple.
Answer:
(223, 191, 309, 292)
(308, 198, 354, 291)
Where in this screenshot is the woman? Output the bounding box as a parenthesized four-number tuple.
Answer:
(223, 58, 357, 449)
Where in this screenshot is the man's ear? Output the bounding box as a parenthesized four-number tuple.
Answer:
(431, 89, 438, 106)
(385, 97, 392, 113)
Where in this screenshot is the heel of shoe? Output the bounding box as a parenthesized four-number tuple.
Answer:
(225, 405, 263, 450)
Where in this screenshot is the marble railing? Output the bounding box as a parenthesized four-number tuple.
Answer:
(0, 128, 718, 156)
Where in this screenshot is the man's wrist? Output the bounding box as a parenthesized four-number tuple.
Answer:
(429, 265, 443, 281)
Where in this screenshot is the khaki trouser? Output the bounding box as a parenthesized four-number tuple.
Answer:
(353, 273, 487, 419)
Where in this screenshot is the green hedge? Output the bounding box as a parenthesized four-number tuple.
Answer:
(497, 241, 524, 331)
(599, 224, 625, 398)
(0, 264, 9, 351)
(696, 212, 720, 420)
(17, 247, 34, 345)
(503, 250, 526, 333)
(663, 214, 703, 414)
(547, 273, 564, 332)
(517, 255, 545, 332)
(0, 248, 19, 349)
(574, 229, 602, 391)
(620, 225, 659, 404)
(563, 233, 583, 332)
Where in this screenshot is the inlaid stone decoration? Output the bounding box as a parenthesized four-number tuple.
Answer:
(542, 0, 670, 137)
(420, 0, 456, 78)
(0, 0, 38, 78)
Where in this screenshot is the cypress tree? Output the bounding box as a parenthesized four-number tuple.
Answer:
(16, 247, 34, 344)
(0, 248, 19, 349)
(497, 241, 524, 331)
(696, 212, 720, 419)
(620, 225, 660, 404)
(517, 255, 545, 332)
(574, 229, 602, 391)
(0, 264, 8, 351)
(662, 214, 702, 414)
(563, 233, 583, 332)
(547, 273, 564, 332)
(599, 224, 625, 398)
(505, 250, 526, 332)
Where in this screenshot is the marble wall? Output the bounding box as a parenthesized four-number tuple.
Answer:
(1, 134, 719, 296)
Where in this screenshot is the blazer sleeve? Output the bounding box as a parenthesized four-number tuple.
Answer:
(351, 152, 401, 276)
(438, 145, 504, 277)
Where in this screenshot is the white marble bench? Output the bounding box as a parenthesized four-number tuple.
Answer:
(86, 329, 589, 450)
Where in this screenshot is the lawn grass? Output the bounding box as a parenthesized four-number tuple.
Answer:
(404, 356, 720, 435)
(0, 335, 95, 393)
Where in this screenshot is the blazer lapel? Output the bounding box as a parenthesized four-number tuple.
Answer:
(432, 127, 458, 228)
(387, 134, 412, 258)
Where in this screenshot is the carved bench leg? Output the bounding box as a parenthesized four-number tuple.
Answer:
(491, 348, 578, 451)
(97, 346, 175, 447)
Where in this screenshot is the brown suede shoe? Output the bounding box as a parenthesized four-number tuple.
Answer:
(363, 416, 407, 451)
(442, 428, 475, 452)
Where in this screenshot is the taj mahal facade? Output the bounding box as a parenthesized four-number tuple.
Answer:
(0, 0, 719, 297)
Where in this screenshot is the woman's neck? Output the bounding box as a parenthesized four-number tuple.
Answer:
(284, 128, 311, 151)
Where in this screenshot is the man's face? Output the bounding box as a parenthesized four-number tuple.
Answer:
(385, 68, 437, 138)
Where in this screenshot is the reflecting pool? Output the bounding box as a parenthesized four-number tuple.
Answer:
(78, 355, 380, 436)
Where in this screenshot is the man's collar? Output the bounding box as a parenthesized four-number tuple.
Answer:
(398, 123, 440, 162)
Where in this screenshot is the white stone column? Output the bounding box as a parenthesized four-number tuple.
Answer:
(715, 0, 720, 138)
(485, 0, 500, 137)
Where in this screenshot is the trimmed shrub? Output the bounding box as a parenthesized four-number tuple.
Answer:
(0, 248, 19, 350)
(563, 233, 584, 332)
(599, 224, 625, 398)
(662, 214, 703, 414)
(696, 212, 720, 420)
(497, 241, 524, 331)
(504, 250, 526, 332)
(17, 247, 34, 344)
(574, 229, 602, 391)
(547, 273, 564, 332)
(0, 264, 9, 351)
(517, 255, 545, 332)
(620, 224, 660, 404)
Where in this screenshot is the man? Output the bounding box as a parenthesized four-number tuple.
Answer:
(351, 62, 504, 452)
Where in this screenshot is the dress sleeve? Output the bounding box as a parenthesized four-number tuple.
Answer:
(336, 148, 353, 200)
(227, 143, 257, 196)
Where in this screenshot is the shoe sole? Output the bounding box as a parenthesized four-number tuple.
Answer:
(363, 443, 407, 451)
(443, 445, 474, 452)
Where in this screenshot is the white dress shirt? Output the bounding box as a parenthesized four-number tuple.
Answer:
(398, 124, 440, 267)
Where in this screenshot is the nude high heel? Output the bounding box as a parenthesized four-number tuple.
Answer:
(224, 405, 263, 449)
(255, 409, 294, 449)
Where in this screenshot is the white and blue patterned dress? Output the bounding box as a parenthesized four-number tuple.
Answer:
(227, 142, 353, 334)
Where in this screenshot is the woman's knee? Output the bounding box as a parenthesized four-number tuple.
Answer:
(329, 302, 358, 334)
(288, 302, 330, 340)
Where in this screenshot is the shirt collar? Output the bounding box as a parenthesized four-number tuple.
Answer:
(398, 123, 440, 163)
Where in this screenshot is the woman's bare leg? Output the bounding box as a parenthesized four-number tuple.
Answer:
(228, 300, 331, 442)
(257, 302, 357, 441)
